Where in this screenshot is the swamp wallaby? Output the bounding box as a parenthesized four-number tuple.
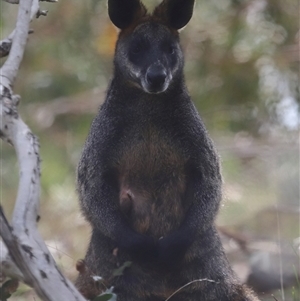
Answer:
(76, 0, 259, 300)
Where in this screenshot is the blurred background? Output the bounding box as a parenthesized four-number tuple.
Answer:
(1, 0, 299, 300)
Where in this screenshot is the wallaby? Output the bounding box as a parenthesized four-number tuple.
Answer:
(75, 0, 259, 300)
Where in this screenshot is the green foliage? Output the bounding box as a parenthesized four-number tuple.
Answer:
(112, 261, 132, 277)
(90, 262, 132, 301)
(87, 261, 132, 300)
(92, 287, 117, 301)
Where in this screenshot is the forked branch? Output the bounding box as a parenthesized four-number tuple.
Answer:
(0, 0, 86, 300)
(0, 0, 52, 59)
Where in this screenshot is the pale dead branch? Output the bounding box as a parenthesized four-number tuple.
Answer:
(2, 0, 20, 4)
(0, 0, 86, 300)
(0, 0, 53, 59)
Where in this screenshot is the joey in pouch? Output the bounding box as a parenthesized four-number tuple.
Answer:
(76, 0, 260, 300)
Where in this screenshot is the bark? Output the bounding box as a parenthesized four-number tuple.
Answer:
(0, 0, 86, 300)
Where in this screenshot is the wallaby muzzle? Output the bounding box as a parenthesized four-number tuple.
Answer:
(142, 64, 170, 94)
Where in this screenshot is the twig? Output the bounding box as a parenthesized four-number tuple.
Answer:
(1, 0, 34, 84)
(165, 278, 218, 301)
(2, 0, 19, 4)
(1, 0, 57, 4)
(275, 204, 285, 301)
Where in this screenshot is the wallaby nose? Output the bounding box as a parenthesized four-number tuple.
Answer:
(146, 66, 167, 89)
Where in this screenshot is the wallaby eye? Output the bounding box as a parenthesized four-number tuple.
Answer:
(129, 39, 148, 55)
(131, 45, 142, 54)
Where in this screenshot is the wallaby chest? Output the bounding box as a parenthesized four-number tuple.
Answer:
(115, 122, 188, 238)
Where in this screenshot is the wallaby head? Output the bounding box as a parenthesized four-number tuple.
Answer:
(108, 0, 195, 94)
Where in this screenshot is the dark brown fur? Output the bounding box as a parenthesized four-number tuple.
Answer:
(117, 128, 187, 237)
(75, 0, 259, 300)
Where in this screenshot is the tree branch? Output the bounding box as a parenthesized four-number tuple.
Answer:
(0, 0, 50, 59)
(0, 241, 24, 281)
(2, 0, 20, 4)
(0, 0, 86, 300)
(0, 88, 86, 301)
(1, 0, 57, 4)
(1, 0, 34, 85)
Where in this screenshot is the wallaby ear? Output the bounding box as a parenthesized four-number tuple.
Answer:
(108, 0, 147, 29)
(153, 0, 195, 30)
